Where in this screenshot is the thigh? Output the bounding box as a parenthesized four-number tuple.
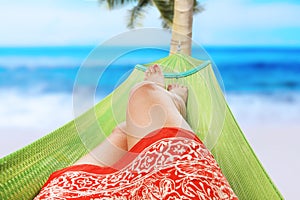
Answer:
(73, 124, 128, 167)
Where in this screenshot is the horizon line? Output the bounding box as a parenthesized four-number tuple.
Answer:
(0, 45, 300, 49)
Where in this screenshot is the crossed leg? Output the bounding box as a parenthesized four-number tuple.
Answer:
(73, 122, 128, 167)
(74, 64, 192, 166)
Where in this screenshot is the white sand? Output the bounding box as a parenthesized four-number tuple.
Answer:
(227, 94, 300, 199)
(0, 91, 299, 199)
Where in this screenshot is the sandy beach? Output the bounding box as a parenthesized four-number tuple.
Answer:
(227, 94, 300, 199)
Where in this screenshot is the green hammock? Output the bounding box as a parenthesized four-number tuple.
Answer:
(0, 53, 283, 199)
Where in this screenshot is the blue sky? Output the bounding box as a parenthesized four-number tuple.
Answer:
(0, 0, 299, 46)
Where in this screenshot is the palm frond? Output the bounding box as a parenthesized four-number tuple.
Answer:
(127, 0, 150, 28)
(193, 0, 204, 14)
(151, 0, 174, 29)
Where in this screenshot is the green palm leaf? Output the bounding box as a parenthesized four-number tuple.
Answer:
(127, 0, 150, 28)
(151, 0, 174, 29)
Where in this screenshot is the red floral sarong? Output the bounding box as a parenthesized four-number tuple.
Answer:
(35, 127, 238, 199)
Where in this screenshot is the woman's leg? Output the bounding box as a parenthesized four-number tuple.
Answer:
(125, 64, 192, 149)
(73, 122, 128, 167)
(74, 64, 191, 165)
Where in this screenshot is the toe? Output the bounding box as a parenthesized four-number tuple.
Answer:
(154, 64, 161, 74)
(149, 65, 155, 73)
(144, 69, 150, 79)
(167, 84, 173, 91)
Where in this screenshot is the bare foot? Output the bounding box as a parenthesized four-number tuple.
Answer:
(167, 83, 188, 118)
(167, 84, 188, 103)
(144, 64, 165, 88)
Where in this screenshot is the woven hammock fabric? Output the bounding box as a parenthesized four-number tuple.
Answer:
(0, 54, 283, 199)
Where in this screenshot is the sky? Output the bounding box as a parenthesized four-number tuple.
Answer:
(0, 0, 299, 46)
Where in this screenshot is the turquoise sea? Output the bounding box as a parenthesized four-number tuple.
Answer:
(0, 46, 299, 97)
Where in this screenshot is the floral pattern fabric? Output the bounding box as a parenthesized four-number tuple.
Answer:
(35, 128, 238, 200)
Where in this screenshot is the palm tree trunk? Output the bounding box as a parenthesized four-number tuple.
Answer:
(170, 0, 194, 55)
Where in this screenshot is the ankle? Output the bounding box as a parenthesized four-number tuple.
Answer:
(170, 93, 187, 119)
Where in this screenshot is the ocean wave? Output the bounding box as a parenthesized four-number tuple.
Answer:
(226, 92, 300, 124)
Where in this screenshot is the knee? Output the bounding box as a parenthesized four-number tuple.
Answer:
(129, 82, 158, 99)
